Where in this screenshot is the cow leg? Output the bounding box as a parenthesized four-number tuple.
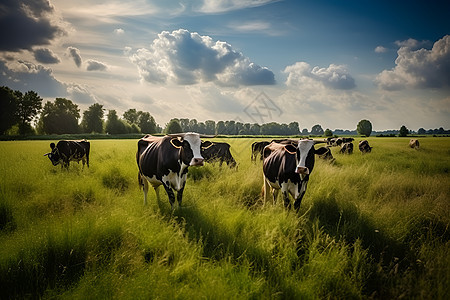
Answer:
(263, 177, 271, 204)
(177, 184, 185, 207)
(142, 179, 149, 205)
(283, 191, 291, 209)
(272, 189, 279, 205)
(163, 184, 176, 209)
(294, 181, 308, 211)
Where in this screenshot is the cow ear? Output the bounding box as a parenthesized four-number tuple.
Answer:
(284, 144, 297, 154)
(314, 146, 329, 155)
(201, 141, 213, 149)
(50, 142, 55, 149)
(170, 138, 183, 149)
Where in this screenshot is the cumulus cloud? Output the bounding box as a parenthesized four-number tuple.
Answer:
(0, 0, 66, 52)
(67, 84, 97, 104)
(284, 62, 356, 90)
(128, 29, 275, 86)
(198, 0, 278, 13)
(34, 48, 60, 64)
(114, 28, 124, 35)
(375, 35, 450, 90)
(67, 46, 82, 67)
(375, 46, 388, 53)
(86, 60, 108, 71)
(0, 59, 66, 97)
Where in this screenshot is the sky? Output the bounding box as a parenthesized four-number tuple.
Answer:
(1, 0, 449, 131)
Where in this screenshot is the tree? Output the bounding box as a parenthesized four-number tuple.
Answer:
(356, 119, 372, 137)
(15, 90, 43, 135)
(216, 121, 226, 134)
(165, 118, 182, 134)
(310, 124, 324, 136)
(0, 86, 18, 135)
(301, 128, 309, 135)
(418, 128, 426, 135)
(123, 108, 140, 125)
(138, 112, 157, 133)
(105, 110, 127, 134)
(288, 122, 300, 135)
(399, 125, 409, 137)
(324, 128, 333, 137)
(81, 103, 104, 133)
(205, 120, 216, 135)
(38, 98, 80, 134)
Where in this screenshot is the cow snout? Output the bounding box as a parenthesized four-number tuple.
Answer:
(190, 157, 204, 166)
(296, 166, 309, 175)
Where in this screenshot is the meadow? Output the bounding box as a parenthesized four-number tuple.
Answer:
(0, 137, 449, 299)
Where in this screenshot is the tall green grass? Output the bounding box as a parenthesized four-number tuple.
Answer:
(0, 137, 448, 299)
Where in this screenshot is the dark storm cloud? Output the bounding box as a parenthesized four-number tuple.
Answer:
(0, 0, 66, 52)
(67, 46, 82, 67)
(34, 48, 60, 64)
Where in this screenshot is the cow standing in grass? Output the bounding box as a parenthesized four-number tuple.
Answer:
(137, 133, 213, 209)
(262, 139, 324, 211)
(409, 139, 420, 149)
(358, 140, 372, 153)
(201, 142, 237, 168)
(44, 140, 90, 169)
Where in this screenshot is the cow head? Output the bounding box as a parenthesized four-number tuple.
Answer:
(295, 139, 325, 179)
(168, 132, 214, 167)
(44, 142, 61, 166)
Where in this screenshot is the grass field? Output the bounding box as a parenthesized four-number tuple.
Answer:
(0, 137, 449, 299)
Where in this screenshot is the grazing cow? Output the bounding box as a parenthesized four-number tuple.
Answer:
(44, 140, 90, 168)
(137, 133, 213, 208)
(328, 137, 343, 147)
(262, 139, 324, 211)
(340, 142, 354, 154)
(409, 139, 420, 149)
(342, 137, 355, 143)
(251, 141, 270, 161)
(358, 140, 372, 153)
(201, 142, 237, 168)
(315, 146, 334, 161)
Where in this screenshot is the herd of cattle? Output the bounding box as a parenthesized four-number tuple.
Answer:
(44, 135, 420, 211)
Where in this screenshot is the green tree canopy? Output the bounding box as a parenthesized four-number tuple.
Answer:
(15, 90, 43, 135)
(81, 103, 104, 133)
(0, 86, 18, 135)
(310, 124, 324, 136)
(123, 108, 139, 125)
(165, 118, 183, 134)
(138, 112, 157, 134)
(356, 119, 372, 137)
(399, 125, 409, 137)
(324, 128, 333, 137)
(105, 110, 127, 134)
(38, 98, 80, 134)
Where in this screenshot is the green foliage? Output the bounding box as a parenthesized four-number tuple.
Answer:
(0, 86, 18, 135)
(165, 118, 183, 134)
(324, 128, 333, 137)
(81, 103, 104, 133)
(38, 98, 80, 134)
(399, 125, 409, 137)
(105, 110, 128, 134)
(357, 119, 372, 137)
(16, 90, 43, 135)
(0, 138, 449, 298)
(311, 124, 324, 136)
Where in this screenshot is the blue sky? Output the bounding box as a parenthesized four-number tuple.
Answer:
(1, 0, 449, 131)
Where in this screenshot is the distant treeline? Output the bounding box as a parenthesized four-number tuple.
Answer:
(1, 86, 448, 137)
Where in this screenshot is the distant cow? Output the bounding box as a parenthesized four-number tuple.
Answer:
(262, 139, 325, 211)
(44, 140, 90, 168)
(340, 142, 354, 154)
(137, 133, 213, 208)
(315, 146, 334, 161)
(409, 139, 420, 149)
(328, 137, 343, 147)
(201, 142, 237, 167)
(358, 140, 372, 153)
(251, 141, 270, 161)
(342, 137, 355, 143)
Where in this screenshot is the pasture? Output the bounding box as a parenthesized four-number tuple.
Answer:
(0, 137, 449, 299)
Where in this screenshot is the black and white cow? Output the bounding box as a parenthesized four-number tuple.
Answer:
(409, 139, 420, 149)
(358, 140, 372, 153)
(340, 142, 354, 154)
(315, 146, 334, 161)
(251, 141, 270, 161)
(137, 133, 213, 208)
(201, 142, 237, 168)
(262, 139, 324, 211)
(44, 140, 90, 168)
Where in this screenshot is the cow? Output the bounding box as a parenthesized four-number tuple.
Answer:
(262, 139, 324, 211)
(201, 142, 237, 168)
(342, 137, 355, 143)
(44, 140, 90, 169)
(251, 141, 270, 161)
(358, 140, 372, 153)
(137, 133, 213, 209)
(409, 139, 420, 149)
(315, 146, 334, 161)
(328, 137, 343, 147)
(340, 142, 354, 154)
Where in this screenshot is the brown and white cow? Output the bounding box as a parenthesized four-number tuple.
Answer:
(340, 142, 354, 154)
(136, 133, 213, 208)
(262, 139, 324, 211)
(251, 141, 270, 161)
(409, 139, 420, 149)
(201, 142, 237, 168)
(44, 140, 90, 169)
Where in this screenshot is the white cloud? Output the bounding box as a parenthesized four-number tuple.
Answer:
(375, 35, 450, 90)
(127, 29, 275, 86)
(86, 59, 108, 71)
(198, 0, 279, 13)
(374, 46, 388, 53)
(114, 28, 125, 35)
(395, 38, 429, 49)
(284, 62, 356, 90)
